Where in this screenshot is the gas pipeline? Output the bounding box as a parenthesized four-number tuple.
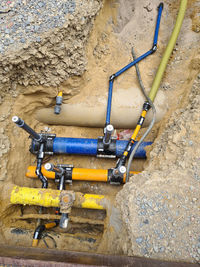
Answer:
(10, 0, 188, 248)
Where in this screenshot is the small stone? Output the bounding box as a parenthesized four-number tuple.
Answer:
(189, 140, 193, 146)
(136, 237, 143, 244)
(5, 29, 10, 34)
(143, 219, 149, 224)
(154, 206, 159, 212)
(20, 38, 26, 43)
(36, 36, 41, 42)
(38, 2, 45, 8)
(160, 247, 165, 252)
(153, 245, 159, 253)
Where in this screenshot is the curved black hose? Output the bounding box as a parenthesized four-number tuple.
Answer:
(125, 48, 156, 183)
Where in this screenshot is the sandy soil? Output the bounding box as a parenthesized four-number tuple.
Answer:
(0, 0, 199, 262)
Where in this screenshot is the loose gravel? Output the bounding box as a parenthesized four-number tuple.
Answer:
(0, 0, 76, 54)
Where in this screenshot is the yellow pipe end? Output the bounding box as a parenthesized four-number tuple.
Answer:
(32, 239, 39, 247)
(81, 194, 104, 210)
(57, 91, 63, 97)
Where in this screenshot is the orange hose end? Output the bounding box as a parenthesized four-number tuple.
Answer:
(32, 239, 39, 247)
(45, 222, 57, 229)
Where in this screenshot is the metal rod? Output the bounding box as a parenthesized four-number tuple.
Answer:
(153, 3, 164, 47)
(12, 116, 41, 141)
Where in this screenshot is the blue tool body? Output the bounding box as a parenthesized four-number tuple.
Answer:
(52, 137, 152, 158)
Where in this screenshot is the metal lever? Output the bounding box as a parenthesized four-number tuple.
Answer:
(12, 116, 41, 141)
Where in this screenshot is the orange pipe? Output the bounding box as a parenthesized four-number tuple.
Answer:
(72, 168, 108, 182)
(26, 166, 140, 183)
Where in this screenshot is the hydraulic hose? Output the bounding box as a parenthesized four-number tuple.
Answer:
(126, 49, 156, 182)
(126, 0, 187, 182)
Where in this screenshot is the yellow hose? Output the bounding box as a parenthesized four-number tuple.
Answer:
(149, 0, 187, 102)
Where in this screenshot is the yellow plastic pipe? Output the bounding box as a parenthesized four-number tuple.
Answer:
(26, 166, 140, 183)
(149, 0, 187, 102)
(9, 185, 109, 210)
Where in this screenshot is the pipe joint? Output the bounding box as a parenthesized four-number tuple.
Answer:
(30, 133, 56, 155)
(60, 190, 75, 214)
(143, 101, 151, 111)
(97, 136, 116, 158)
(109, 166, 126, 184)
(151, 44, 157, 53)
(109, 74, 116, 81)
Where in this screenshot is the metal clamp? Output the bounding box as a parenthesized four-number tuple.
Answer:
(108, 166, 126, 184)
(97, 136, 116, 158)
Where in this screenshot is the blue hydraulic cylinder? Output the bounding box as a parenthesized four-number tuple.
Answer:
(53, 137, 152, 158)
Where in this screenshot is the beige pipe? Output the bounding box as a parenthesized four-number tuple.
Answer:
(36, 88, 167, 128)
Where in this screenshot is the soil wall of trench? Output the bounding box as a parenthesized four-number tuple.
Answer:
(0, 0, 199, 263)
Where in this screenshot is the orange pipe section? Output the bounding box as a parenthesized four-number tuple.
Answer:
(26, 166, 55, 179)
(26, 166, 140, 183)
(72, 168, 108, 182)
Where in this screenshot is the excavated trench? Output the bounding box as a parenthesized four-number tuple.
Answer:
(0, 0, 200, 265)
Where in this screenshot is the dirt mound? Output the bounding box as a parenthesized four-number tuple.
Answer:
(117, 74, 200, 262)
(0, 0, 102, 96)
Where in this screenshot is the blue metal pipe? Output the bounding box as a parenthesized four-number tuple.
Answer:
(153, 3, 164, 46)
(114, 50, 153, 78)
(53, 137, 152, 158)
(106, 80, 114, 126)
(53, 138, 98, 155)
(105, 3, 163, 125)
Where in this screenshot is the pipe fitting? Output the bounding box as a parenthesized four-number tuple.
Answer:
(59, 190, 75, 214)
